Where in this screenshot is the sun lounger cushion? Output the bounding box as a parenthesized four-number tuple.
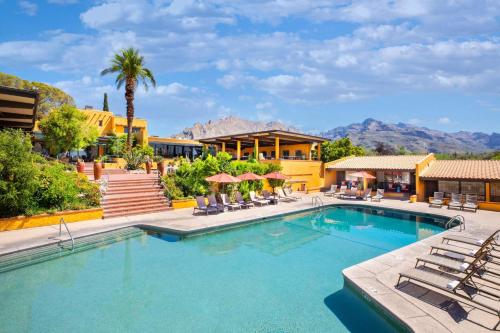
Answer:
(446, 280, 460, 290)
(459, 262, 469, 272)
(444, 251, 466, 261)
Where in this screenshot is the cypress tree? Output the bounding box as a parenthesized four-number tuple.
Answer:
(103, 93, 109, 111)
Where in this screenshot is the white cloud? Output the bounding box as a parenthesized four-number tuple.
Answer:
(18, 1, 37, 16)
(438, 117, 451, 124)
(48, 0, 78, 4)
(407, 118, 422, 125)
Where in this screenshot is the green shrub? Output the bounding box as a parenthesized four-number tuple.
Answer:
(162, 175, 188, 200)
(123, 147, 147, 170)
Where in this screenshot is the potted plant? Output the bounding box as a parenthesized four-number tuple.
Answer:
(76, 159, 85, 173)
(145, 157, 152, 174)
(93, 158, 103, 180)
(154, 155, 165, 176)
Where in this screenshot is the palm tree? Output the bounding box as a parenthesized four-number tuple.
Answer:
(101, 48, 156, 150)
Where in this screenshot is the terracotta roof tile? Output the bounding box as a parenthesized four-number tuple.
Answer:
(326, 155, 428, 171)
(420, 160, 500, 180)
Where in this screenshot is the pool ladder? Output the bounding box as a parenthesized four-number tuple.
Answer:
(57, 218, 75, 251)
(311, 196, 324, 209)
(445, 215, 465, 231)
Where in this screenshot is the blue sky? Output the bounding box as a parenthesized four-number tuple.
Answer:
(1, 1, 500, 136)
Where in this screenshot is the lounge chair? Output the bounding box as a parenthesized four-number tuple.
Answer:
(429, 191, 444, 208)
(463, 194, 478, 212)
(193, 196, 218, 215)
(235, 191, 253, 208)
(220, 193, 241, 211)
(249, 191, 269, 206)
(333, 185, 347, 198)
(396, 265, 499, 329)
(416, 250, 488, 275)
(276, 188, 296, 202)
(324, 185, 338, 197)
(371, 189, 384, 202)
(448, 193, 463, 210)
(283, 187, 301, 200)
(430, 241, 500, 263)
(341, 188, 358, 199)
(208, 194, 224, 212)
(361, 188, 372, 201)
(442, 229, 499, 248)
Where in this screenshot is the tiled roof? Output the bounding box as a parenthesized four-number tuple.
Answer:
(420, 160, 500, 180)
(326, 155, 428, 171)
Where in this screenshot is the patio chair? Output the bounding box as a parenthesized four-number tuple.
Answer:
(333, 185, 347, 198)
(284, 187, 301, 200)
(448, 193, 463, 210)
(463, 194, 478, 212)
(249, 191, 269, 206)
(324, 185, 338, 197)
(208, 194, 224, 212)
(193, 196, 218, 215)
(235, 191, 254, 209)
(396, 265, 499, 329)
(220, 193, 241, 211)
(415, 249, 489, 276)
(371, 189, 384, 202)
(430, 240, 500, 263)
(343, 188, 358, 199)
(429, 192, 444, 208)
(361, 188, 372, 201)
(276, 188, 296, 202)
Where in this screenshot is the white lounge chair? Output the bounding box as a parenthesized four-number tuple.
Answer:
(249, 191, 269, 206)
(324, 185, 338, 197)
(334, 185, 347, 198)
(283, 187, 301, 200)
(361, 188, 372, 201)
(371, 189, 384, 202)
(448, 193, 463, 210)
(220, 193, 241, 211)
(463, 194, 478, 212)
(429, 191, 444, 208)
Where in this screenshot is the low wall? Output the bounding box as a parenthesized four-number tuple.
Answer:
(171, 199, 197, 209)
(0, 208, 103, 232)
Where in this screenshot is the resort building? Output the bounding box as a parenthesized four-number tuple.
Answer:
(149, 136, 202, 160)
(0, 86, 38, 131)
(198, 130, 327, 191)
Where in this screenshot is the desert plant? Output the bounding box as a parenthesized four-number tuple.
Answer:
(123, 147, 147, 170)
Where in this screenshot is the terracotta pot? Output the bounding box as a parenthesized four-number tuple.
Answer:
(157, 161, 165, 176)
(145, 161, 152, 174)
(93, 161, 102, 180)
(76, 161, 85, 173)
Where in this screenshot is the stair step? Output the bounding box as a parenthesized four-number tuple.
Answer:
(104, 201, 169, 212)
(105, 188, 162, 195)
(103, 192, 165, 201)
(103, 199, 167, 210)
(104, 206, 171, 218)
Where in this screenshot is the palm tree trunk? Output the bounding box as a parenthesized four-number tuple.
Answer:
(125, 77, 136, 151)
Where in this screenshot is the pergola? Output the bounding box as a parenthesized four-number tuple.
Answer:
(0, 86, 39, 131)
(198, 130, 327, 160)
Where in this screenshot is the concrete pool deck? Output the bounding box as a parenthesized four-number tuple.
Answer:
(0, 195, 499, 332)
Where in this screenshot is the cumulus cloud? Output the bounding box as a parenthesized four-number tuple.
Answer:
(18, 1, 37, 16)
(438, 117, 451, 124)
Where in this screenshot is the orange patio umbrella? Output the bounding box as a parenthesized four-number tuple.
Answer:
(237, 172, 265, 181)
(205, 173, 241, 183)
(263, 171, 289, 180)
(349, 171, 376, 179)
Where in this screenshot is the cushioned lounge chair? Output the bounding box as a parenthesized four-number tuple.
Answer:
(429, 191, 444, 208)
(284, 187, 301, 200)
(193, 196, 218, 215)
(276, 188, 296, 202)
(220, 193, 241, 211)
(235, 191, 253, 208)
(371, 189, 384, 202)
(361, 188, 372, 201)
(324, 185, 338, 197)
(430, 241, 500, 263)
(396, 266, 499, 329)
(463, 194, 478, 212)
(208, 194, 224, 212)
(416, 250, 488, 275)
(448, 193, 463, 210)
(442, 230, 499, 248)
(334, 185, 347, 198)
(249, 191, 269, 206)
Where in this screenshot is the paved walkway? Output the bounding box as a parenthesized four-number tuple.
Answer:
(1, 195, 499, 332)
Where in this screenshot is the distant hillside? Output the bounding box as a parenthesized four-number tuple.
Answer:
(321, 118, 500, 153)
(174, 116, 299, 139)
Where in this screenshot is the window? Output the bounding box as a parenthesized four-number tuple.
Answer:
(283, 150, 290, 158)
(491, 182, 500, 202)
(295, 150, 302, 159)
(438, 181, 459, 198)
(461, 181, 485, 201)
(98, 120, 103, 127)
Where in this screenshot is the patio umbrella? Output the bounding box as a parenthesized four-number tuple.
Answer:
(205, 173, 241, 183)
(349, 171, 376, 179)
(263, 172, 288, 180)
(237, 172, 264, 181)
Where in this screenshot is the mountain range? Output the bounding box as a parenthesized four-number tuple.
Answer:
(174, 116, 500, 153)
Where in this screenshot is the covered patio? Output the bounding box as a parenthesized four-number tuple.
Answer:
(198, 130, 327, 161)
(0, 86, 39, 131)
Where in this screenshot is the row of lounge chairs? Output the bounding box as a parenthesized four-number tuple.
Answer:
(324, 185, 384, 202)
(430, 192, 479, 212)
(397, 229, 500, 329)
(193, 188, 301, 215)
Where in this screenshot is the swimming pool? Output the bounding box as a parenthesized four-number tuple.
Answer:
(0, 205, 447, 332)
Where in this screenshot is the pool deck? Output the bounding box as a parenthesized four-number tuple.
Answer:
(1, 195, 499, 332)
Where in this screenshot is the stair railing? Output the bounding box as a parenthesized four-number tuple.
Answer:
(58, 218, 75, 251)
(444, 215, 465, 231)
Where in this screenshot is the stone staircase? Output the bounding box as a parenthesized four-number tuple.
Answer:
(102, 174, 170, 218)
(83, 162, 127, 178)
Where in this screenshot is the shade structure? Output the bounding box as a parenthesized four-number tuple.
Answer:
(205, 173, 241, 183)
(263, 172, 288, 180)
(349, 171, 376, 179)
(237, 172, 264, 181)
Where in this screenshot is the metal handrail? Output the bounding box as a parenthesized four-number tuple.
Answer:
(445, 215, 465, 231)
(59, 218, 75, 251)
(311, 196, 324, 208)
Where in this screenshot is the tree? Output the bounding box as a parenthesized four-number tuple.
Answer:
(320, 138, 365, 162)
(0, 72, 75, 118)
(103, 93, 109, 111)
(39, 105, 98, 156)
(374, 142, 397, 155)
(101, 48, 156, 151)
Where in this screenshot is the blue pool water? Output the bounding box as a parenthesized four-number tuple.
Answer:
(0, 206, 446, 332)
